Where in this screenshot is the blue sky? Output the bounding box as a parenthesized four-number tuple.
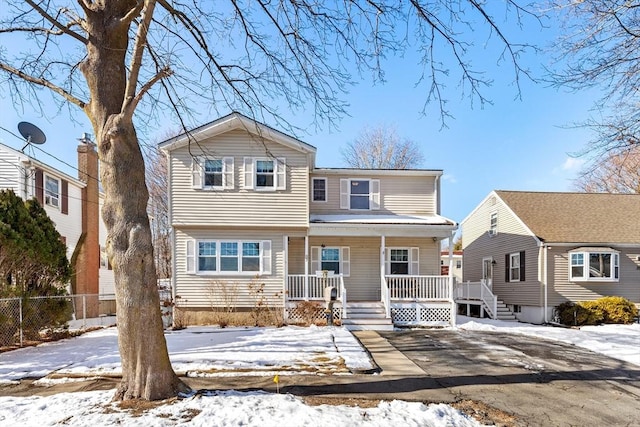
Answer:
(0, 5, 601, 231)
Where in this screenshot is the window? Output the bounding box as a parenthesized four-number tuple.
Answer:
(312, 178, 327, 202)
(243, 157, 286, 191)
(350, 180, 369, 210)
(569, 249, 619, 281)
(256, 160, 274, 188)
(311, 246, 350, 276)
(509, 253, 520, 282)
(339, 178, 380, 210)
(204, 159, 223, 187)
(505, 251, 525, 282)
(45, 175, 60, 208)
(321, 248, 340, 273)
(489, 211, 498, 236)
(187, 240, 272, 275)
(386, 247, 419, 275)
(456, 260, 462, 269)
(192, 157, 233, 190)
(389, 249, 409, 274)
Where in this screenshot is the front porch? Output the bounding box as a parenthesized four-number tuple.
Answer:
(285, 273, 455, 329)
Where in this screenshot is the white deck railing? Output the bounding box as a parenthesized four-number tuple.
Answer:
(286, 274, 344, 301)
(455, 280, 498, 319)
(386, 275, 451, 300)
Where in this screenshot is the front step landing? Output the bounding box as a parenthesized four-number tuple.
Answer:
(343, 302, 394, 331)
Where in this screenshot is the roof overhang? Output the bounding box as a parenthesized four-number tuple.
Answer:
(312, 168, 443, 177)
(309, 214, 457, 238)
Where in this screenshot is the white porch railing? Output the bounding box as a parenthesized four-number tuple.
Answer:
(386, 275, 451, 300)
(287, 274, 345, 301)
(455, 280, 498, 319)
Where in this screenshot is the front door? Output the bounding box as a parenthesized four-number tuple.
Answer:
(482, 257, 493, 289)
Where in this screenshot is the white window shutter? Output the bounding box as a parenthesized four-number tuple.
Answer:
(311, 246, 321, 273)
(410, 247, 419, 275)
(370, 179, 380, 210)
(243, 157, 254, 189)
(261, 240, 272, 275)
(340, 179, 349, 209)
(276, 157, 286, 190)
(186, 239, 196, 273)
(191, 157, 203, 189)
(223, 157, 234, 189)
(341, 247, 350, 277)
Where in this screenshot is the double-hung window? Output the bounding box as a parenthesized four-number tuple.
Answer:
(243, 157, 286, 191)
(339, 178, 380, 210)
(312, 177, 327, 202)
(489, 211, 498, 236)
(569, 248, 619, 281)
(385, 247, 419, 275)
(311, 246, 350, 276)
(45, 175, 60, 208)
(187, 239, 272, 275)
(192, 156, 234, 190)
(505, 251, 525, 282)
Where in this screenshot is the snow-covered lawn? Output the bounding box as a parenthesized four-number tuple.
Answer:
(0, 316, 638, 426)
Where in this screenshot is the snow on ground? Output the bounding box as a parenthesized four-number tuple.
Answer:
(457, 316, 640, 367)
(0, 316, 638, 426)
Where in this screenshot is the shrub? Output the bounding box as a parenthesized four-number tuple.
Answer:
(594, 296, 638, 324)
(555, 296, 638, 326)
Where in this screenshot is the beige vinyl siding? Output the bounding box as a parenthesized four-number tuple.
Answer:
(170, 129, 309, 227)
(174, 228, 290, 308)
(548, 247, 640, 305)
(288, 237, 306, 274)
(307, 236, 440, 301)
(309, 173, 436, 215)
(462, 194, 542, 306)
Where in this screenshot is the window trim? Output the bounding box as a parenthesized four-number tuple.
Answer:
(569, 249, 620, 282)
(44, 174, 60, 208)
(311, 177, 327, 202)
(311, 246, 350, 277)
(243, 157, 286, 191)
(509, 252, 520, 282)
(187, 239, 271, 276)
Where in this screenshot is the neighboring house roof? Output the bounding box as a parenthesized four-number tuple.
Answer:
(495, 190, 640, 244)
(0, 141, 86, 188)
(158, 111, 317, 159)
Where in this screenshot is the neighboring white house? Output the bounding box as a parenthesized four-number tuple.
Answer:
(160, 112, 458, 330)
(0, 139, 114, 315)
(460, 190, 640, 324)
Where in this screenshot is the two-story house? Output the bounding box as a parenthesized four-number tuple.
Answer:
(160, 112, 458, 330)
(460, 190, 640, 324)
(0, 138, 115, 316)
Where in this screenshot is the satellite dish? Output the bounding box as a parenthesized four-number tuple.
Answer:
(18, 121, 47, 150)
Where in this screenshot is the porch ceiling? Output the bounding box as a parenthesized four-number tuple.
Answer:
(309, 214, 457, 237)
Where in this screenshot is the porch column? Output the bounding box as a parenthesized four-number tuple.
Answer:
(448, 230, 456, 326)
(304, 235, 309, 301)
(379, 235, 386, 284)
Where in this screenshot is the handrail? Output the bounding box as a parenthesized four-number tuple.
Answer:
(479, 279, 497, 319)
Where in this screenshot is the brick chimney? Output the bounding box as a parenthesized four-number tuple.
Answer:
(74, 134, 100, 317)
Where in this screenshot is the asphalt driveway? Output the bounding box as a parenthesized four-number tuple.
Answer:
(378, 329, 640, 427)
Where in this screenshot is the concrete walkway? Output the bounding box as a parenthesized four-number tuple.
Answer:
(351, 330, 424, 376)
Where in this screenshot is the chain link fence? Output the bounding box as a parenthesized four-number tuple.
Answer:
(0, 294, 116, 349)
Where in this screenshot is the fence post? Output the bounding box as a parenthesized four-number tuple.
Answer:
(19, 298, 23, 346)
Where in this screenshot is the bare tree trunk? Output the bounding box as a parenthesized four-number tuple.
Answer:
(98, 114, 189, 400)
(78, 4, 189, 400)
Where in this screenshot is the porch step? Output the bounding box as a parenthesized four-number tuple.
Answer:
(343, 302, 394, 331)
(496, 300, 516, 321)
